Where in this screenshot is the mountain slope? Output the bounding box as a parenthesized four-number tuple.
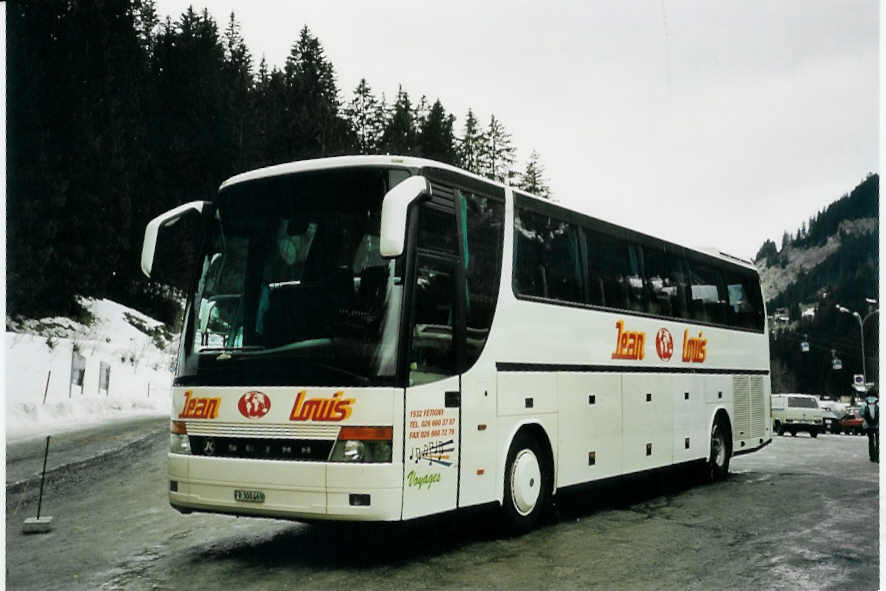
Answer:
(755, 174, 878, 396)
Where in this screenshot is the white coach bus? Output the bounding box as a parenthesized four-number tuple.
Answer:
(142, 155, 771, 532)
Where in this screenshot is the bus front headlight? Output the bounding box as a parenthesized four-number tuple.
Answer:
(170, 421, 191, 455)
(330, 427, 393, 463)
(344, 440, 366, 461)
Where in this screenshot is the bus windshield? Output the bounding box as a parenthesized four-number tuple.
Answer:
(177, 167, 410, 387)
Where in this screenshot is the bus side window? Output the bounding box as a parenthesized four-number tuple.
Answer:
(514, 207, 582, 304)
(723, 266, 764, 330)
(642, 243, 673, 317)
(687, 257, 728, 325)
(585, 228, 629, 310)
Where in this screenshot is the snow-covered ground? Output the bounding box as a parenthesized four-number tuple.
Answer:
(6, 298, 176, 443)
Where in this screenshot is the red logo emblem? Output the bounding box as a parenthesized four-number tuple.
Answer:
(655, 328, 674, 361)
(238, 391, 271, 419)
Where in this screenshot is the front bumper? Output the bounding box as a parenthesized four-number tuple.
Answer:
(169, 453, 403, 521)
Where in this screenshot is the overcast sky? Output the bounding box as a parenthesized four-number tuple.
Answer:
(156, 0, 878, 260)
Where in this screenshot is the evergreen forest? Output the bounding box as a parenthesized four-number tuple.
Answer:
(7, 1, 552, 321)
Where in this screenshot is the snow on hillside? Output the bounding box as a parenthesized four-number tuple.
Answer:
(756, 216, 877, 300)
(6, 298, 176, 442)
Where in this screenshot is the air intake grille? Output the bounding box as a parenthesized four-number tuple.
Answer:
(185, 421, 340, 440)
(188, 436, 334, 462)
(750, 376, 765, 438)
(733, 376, 751, 439)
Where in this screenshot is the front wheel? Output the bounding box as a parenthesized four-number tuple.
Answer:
(501, 432, 550, 534)
(707, 419, 732, 481)
(810, 430, 818, 438)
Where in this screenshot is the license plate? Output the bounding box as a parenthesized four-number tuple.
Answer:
(234, 489, 266, 503)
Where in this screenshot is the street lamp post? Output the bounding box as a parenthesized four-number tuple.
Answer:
(836, 303, 879, 388)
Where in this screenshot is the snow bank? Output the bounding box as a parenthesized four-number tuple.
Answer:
(6, 298, 176, 442)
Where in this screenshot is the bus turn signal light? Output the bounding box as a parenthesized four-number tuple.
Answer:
(338, 426, 393, 441)
(171, 420, 187, 434)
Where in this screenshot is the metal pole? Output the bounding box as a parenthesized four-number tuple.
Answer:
(858, 315, 866, 387)
(860, 309, 879, 388)
(36, 436, 51, 519)
(42, 370, 51, 405)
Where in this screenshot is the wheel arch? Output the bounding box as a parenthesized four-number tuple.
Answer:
(498, 420, 556, 505)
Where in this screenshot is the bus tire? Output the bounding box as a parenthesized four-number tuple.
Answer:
(501, 431, 550, 534)
(775, 422, 784, 436)
(707, 418, 731, 482)
(810, 430, 818, 438)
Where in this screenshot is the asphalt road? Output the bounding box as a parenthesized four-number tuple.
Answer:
(6, 416, 168, 488)
(5, 427, 879, 590)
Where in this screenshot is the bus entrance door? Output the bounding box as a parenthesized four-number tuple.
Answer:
(402, 204, 463, 519)
(403, 375, 460, 519)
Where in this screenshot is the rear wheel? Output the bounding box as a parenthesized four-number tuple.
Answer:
(810, 430, 818, 438)
(501, 432, 550, 534)
(775, 422, 784, 436)
(707, 418, 731, 481)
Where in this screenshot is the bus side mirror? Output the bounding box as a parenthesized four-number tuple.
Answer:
(379, 175, 430, 258)
(141, 201, 212, 291)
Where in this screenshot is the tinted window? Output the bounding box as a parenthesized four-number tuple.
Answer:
(511, 196, 764, 332)
(722, 266, 765, 330)
(687, 257, 728, 324)
(514, 208, 583, 303)
(180, 168, 406, 387)
(643, 242, 689, 319)
(462, 191, 504, 369)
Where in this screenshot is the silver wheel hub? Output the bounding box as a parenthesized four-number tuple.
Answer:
(510, 449, 541, 516)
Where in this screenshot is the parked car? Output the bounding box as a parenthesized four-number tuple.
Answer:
(818, 400, 848, 434)
(821, 408, 844, 433)
(771, 394, 825, 437)
(839, 408, 865, 435)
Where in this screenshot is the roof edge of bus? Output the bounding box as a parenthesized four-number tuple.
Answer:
(693, 246, 757, 269)
(218, 155, 508, 193)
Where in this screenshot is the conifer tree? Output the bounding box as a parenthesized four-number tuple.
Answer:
(380, 86, 417, 155)
(222, 12, 254, 172)
(418, 100, 458, 164)
(373, 92, 390, 153)
(134, 0, 159, 58)
(518, 150, 552, 198)
(413, 95, 430, 132)
(457, 108, 484, 174)
(479, 114, 516, 183)
(345, 78, 383, 154)
(284, 26, 349, 158)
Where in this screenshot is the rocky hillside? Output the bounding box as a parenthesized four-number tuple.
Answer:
(755, 174, 878, 396)
(758, 217, 877, 302)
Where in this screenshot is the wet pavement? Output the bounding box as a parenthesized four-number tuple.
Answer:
(6, 416, 168, 488)
(5, 428, 880, 590)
